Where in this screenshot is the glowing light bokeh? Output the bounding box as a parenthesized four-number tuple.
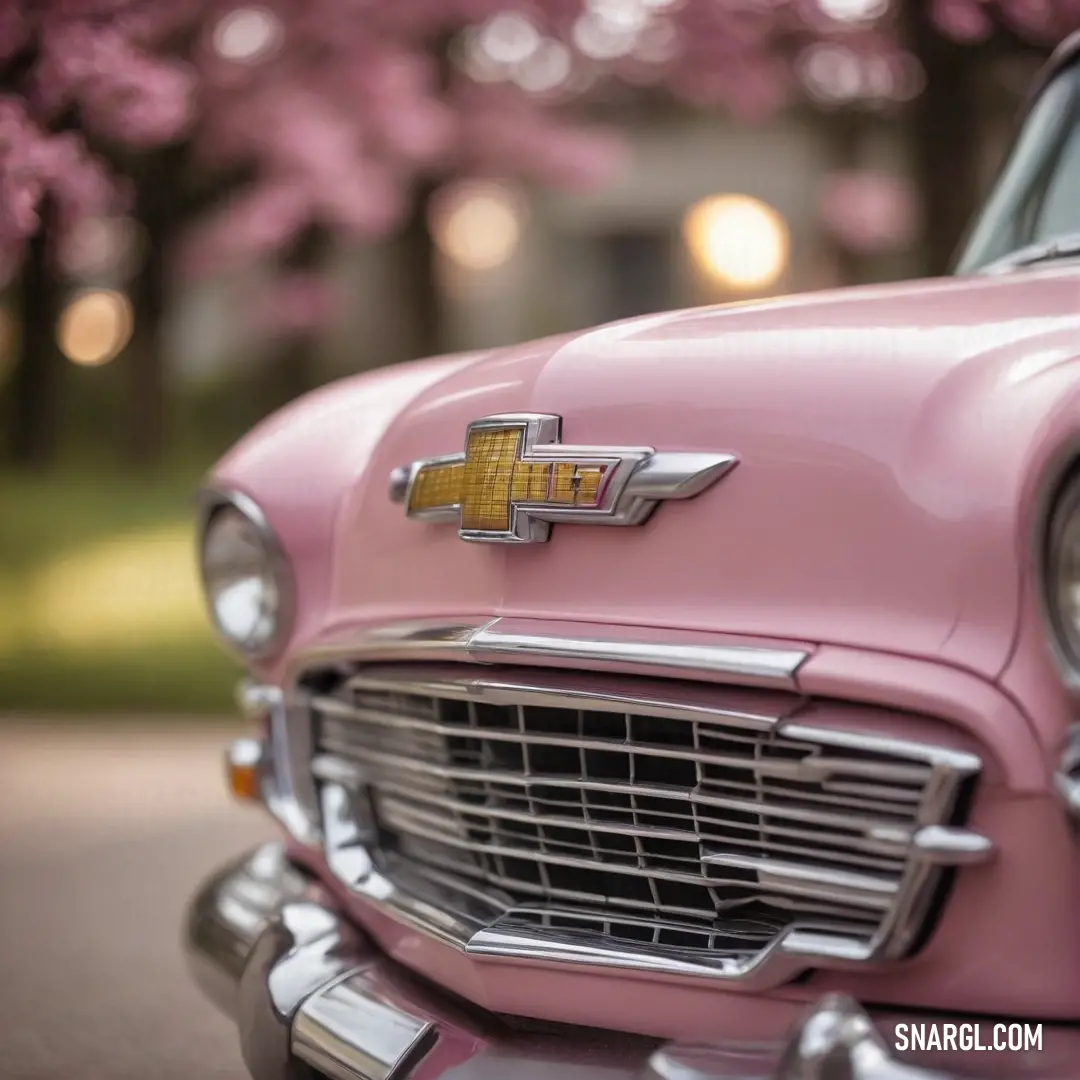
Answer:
(818, 0, 889, 21)
(57, 290, 134, 367)
(212, 6, 283, 64)
(430, 182, 523, 271)
(683, 195, 789, 290)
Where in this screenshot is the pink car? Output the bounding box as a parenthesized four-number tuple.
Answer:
(186, 35, 1080, 1080)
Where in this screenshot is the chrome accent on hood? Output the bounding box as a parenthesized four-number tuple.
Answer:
(288, 617, 811, 691)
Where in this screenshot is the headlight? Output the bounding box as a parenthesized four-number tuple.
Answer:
(198, 491, 293, 657)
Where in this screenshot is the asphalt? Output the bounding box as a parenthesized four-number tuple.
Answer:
(0, 723, 273, 1080)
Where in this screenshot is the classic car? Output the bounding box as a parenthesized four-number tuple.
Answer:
(185, 31, 1080, 1080)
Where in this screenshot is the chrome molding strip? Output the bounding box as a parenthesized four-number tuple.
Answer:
(287, 617, 811, 691)
(469, 625, 808, 688)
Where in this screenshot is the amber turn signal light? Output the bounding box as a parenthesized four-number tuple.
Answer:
(225, 738, 264, 803)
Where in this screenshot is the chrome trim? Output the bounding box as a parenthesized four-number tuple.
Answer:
(187, 844, 437, 1080)
(287, 617, 810, 691)
(292, 971, 436, 1080)
(304, 666, 989, 988)
(196, 485, 296, 661)
(387, 465, 410, 504)
(396, 452, 469, 525)
(252, 619, 983, 988)
(243, 682, 320, 847)
(468, 623, 807, 689)
(237, 679, 285, 719)
(772, 994, 944, 1080)
(390, 411, 738, 543)
(188, 848, 1066, 1080)
(649, 995, 913, 1080)
(1054, 724, 1080, 826)
(910, 825, 995, 865)
(185, 843, 312, 1021)
(1023, 29, 1080, 121)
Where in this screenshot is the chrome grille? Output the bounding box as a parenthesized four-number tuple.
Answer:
(307, 664, 983, 983)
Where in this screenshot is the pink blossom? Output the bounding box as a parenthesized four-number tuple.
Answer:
(34, 21, 196, 143)
(819, 170, 919, 253)
(930, 0, 994, 41)
(0, 1, 28, 65)
(5, 0, 1080, 315)
(0, 95, 121, 256)
(254, 271, 344, 337)
(178, 180, 312, 277)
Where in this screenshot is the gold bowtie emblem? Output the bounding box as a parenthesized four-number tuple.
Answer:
(389, 413, 737, 544)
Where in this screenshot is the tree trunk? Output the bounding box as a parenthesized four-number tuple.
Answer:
(126, 218, 168, 466)
(126, 143, 186, 467)
(400, 178, 446, 360)
(259, 225, 332, 417)
(398, 34, 453, 362)
(902, 5, 982, 278)
(822, 109, 869, 287)
(6, 208, 64, 469)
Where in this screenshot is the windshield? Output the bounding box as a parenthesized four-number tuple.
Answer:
(955, 60, 1080, 273)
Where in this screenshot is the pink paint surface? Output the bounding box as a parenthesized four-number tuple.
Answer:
(218, 264, 1080, 1033)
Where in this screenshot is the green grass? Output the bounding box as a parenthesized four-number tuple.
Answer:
(0, 463, 241, 715)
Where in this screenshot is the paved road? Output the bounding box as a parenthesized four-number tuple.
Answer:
(0, 723, 273, 1080)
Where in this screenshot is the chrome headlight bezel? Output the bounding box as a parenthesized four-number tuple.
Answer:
(196, 487, 295, 660)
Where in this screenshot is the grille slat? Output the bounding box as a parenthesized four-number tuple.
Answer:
(320, 701, 932, 790)
(316, 730, 924, 835)
(381, 796, 896, 912)
(309, 667, 978, 971)
(355, 782, 910, 872)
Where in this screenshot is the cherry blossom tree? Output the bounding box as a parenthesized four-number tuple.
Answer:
(2, 0, 1078, 467)
(0, 0, 197, 466)
(178, 0, 912, 399)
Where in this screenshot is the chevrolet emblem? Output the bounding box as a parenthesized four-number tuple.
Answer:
(388, 413, 737, 544)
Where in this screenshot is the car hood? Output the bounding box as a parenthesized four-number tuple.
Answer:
(223, 267, 1080, 684)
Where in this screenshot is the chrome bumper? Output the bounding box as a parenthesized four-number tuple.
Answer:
(186, 844, 1076, 1080)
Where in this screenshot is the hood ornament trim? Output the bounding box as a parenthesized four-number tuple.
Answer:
(388, 412, 738, 544)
